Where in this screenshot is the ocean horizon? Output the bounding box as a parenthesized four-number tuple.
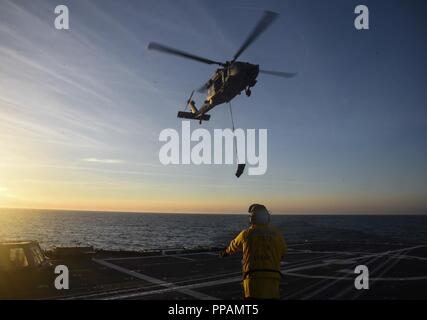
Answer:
(1, 208, 426, 252)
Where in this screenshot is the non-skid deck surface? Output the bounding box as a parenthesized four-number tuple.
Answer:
(5, 241, 427, 300)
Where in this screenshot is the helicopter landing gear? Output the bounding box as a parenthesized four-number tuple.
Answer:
(245, 88, 252, 97)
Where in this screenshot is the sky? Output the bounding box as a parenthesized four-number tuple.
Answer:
(0, 0, 426, 214)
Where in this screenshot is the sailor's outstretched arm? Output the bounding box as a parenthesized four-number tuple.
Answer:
(225, 230, 245, 255)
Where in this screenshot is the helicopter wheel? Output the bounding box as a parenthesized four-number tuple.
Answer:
(245, 88, 252, 97)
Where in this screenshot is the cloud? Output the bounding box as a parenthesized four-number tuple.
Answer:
(0, 0, 163, 151)
(82, 158, 125, 164)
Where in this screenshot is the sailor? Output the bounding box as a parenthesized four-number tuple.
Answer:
(220, 204, 287, 299)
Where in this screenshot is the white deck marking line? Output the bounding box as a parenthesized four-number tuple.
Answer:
(349, 247, 417, 300)
(302, 247, 390, 300)
(284, 245, 427, 275)
(282, 272, 427, 281)
(105, 276, 244, 300)
(93, 258, 217, 300)
(63, 270, 244, 300)
(65, 255, 329, 300)
(104, 261, 343, 300)
(94, 245, 427, 300)
(291, 250, 427, 261)
(284, 245, 427, 301)
(284, 245, 427, 300)
(63, 256, 335, 300)
(390, 254, 427, 261)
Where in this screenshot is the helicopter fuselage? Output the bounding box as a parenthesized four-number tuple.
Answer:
(197, 62, 260, 116)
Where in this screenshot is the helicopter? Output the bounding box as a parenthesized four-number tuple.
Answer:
(148, 10, 296, 124)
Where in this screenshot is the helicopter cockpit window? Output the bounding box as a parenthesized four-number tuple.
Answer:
(212, 72, 224, 91)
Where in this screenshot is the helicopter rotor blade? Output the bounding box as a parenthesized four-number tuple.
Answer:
(232, 11, 279, 62)
(259, 69, 297, 78)
(148, 42, 225, 66)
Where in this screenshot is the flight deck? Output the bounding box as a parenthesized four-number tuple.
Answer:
(3, 240, 426, 300)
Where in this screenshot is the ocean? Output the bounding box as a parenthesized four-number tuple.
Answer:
(0, 209, 426, 251)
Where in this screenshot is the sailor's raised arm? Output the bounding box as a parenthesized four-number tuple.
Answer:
(220, 230, 246, 257)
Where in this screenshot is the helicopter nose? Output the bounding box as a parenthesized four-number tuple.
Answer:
(246, 65, 259, 87)
(252, 64, 260, 78)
